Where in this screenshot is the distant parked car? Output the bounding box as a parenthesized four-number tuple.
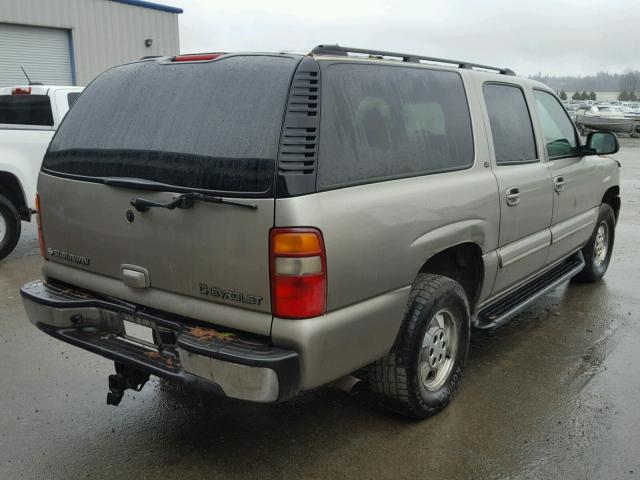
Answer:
(0, 84, 84, 259)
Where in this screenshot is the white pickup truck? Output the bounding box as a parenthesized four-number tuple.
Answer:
(0, 84, 83, 260)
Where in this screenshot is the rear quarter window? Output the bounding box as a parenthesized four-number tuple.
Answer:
(317, 63, 474, 188)
(0, 95, 54, 126)
(67, 92, 81, 108)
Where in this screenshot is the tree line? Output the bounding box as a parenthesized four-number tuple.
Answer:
(558, 91, 597, 101)
(558, 90, 638, 101)
(530, 70, 640, 93)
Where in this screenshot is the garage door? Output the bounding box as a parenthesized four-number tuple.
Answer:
(0, 23, 74, 87)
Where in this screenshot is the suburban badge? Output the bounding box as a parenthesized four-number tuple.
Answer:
(46, 248, 91, 266)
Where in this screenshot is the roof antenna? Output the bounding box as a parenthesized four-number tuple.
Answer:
(19, 66, 42, 85)
(20, 65, 33, 85)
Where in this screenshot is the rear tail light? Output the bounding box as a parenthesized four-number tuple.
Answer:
(174, 53, 223, 62)
(12, 87, 31, 95)
(270, 228, 327, 319)
(35, 194, 46, 258)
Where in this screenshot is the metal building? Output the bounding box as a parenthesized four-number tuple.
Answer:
(0, 0, 181, 87)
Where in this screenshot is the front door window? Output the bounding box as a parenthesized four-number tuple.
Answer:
(533, 90, 579, 159)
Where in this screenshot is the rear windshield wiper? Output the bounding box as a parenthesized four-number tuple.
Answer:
(102, 177, 257, 211)
(130, 192, 257, 212)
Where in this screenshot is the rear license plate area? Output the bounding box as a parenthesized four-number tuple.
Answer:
(120, 315, 156, 347)
(123, 321, 155, 345)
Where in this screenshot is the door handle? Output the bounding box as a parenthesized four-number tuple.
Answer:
(505, 187, 520, 206)
(554, 176, 566, 192)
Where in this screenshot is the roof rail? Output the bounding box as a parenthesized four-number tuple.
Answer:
(310, 44, 516, 76)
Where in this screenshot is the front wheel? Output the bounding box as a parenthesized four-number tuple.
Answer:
(0, 194, 21, 261)
(573, 203, 615, 283)
(367, 274, 470, 418)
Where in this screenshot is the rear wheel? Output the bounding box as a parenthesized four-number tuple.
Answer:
(0, 193, 21, 261)
(367, 274, 470, 418)
(573, 203, 615, 283)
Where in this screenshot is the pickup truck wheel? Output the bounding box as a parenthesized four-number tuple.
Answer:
(0, 194, 21, 261)
(366, 274, 470, 418)
(573, 203, 615, 283)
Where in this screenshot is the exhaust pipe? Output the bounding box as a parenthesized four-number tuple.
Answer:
(332, 375, 364, 395)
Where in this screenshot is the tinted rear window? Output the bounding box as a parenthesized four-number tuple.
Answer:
(44, 56, 296, 193)
(318, 63, 474, 188)
(0, 95, 54, 126)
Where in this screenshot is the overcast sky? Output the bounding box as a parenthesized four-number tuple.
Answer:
(176, 0, 639, 77)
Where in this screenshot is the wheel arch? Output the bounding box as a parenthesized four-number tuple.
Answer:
(417, 242, 484, 309)
(0, 171, 28, 221)
(602, 185, 620, 222)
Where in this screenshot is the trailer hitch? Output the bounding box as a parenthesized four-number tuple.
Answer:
(106, 362, 150, 406)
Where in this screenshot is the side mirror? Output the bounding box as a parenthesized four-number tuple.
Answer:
(583, 131, 620, 156)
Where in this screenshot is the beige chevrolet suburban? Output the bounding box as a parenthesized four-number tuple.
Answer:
(21, 45, 621, 418)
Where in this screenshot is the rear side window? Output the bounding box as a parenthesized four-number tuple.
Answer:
(318, 63, 474, 188)
(0, 95, 54, 126)
(533, 90, 578, 158)
(483, 84, 537, 165)
(67, 92, 81, 108)
(44, 56, 296, 194)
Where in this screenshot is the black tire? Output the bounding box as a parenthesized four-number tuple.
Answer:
(573, 203, 615, 283)
(367, 274, 470, 418)
(0, 193, 21, 261)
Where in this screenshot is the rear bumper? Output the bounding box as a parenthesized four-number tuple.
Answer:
(21, 280, 300, 403)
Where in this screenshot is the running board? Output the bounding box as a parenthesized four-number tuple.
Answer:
(475, 253, 585, 329)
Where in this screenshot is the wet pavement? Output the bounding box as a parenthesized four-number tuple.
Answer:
(1, 138, 639, 480)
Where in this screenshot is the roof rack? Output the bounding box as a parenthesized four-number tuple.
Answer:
(310, 44, 515, 76)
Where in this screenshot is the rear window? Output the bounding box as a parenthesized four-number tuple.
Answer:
(317, 63, 474, 188)
(0, 95, 54, 126)
(44, 56, 296, 194)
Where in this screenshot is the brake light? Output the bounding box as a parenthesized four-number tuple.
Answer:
(12, 87, 31, 95)
(35, 194, 46, 258)
(174, 54, 223, 62)
(270, 228, 327, 319)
